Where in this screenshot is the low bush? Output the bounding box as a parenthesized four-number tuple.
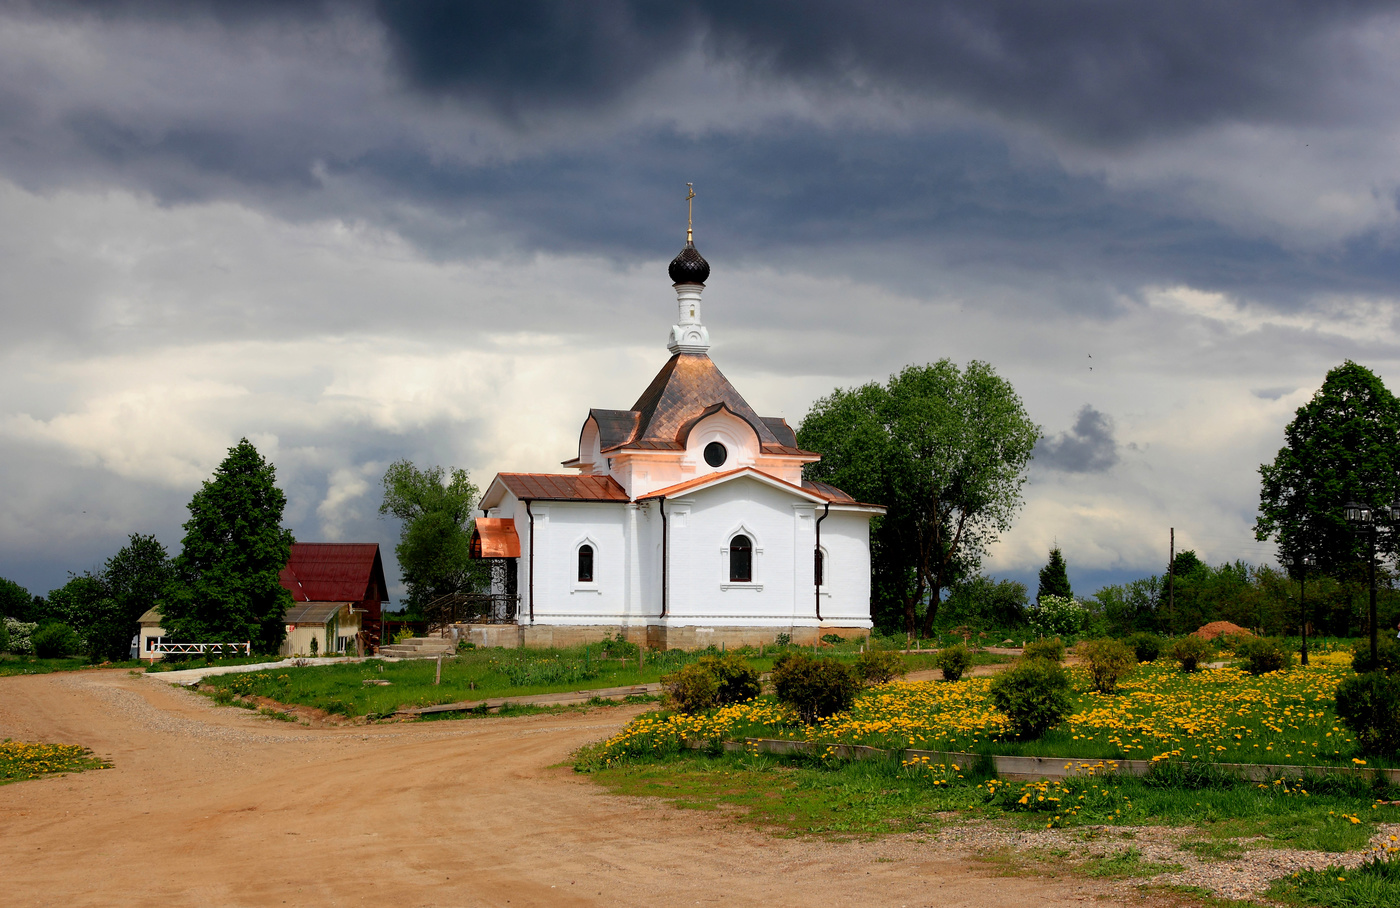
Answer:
(661, 663, 720, 714)
(31, 623, 79, 659)
(774, 632, 792, 647)
(1081, 638, 1136, 693)
(855, 649, 908, 685)
(1352, 637, 1400, 675)
(771, 653, 859, 724)
(820, 633, 845, 645)
(1236, 636, 1294, 675)
(0, 619, 8, 654)
(1335, 671, 1400, 756)
(696, 652, 761, 705)
(1022, 637, 1065, 663)
(4, 618, 36, 655)
(1027, 594, 1086, 638)
(932, 643, 973, 681)
(988, 657, 1073, 739)
(1168, 635, 1212, 672)
(1124, 632, 1162, 663)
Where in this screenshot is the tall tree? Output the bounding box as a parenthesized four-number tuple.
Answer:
(0, 577, 31, 621)
(163, 439, 295, 652)
(379, 461, 484, 611)
(1037, 546, 1073, 602)
(798, 360, 1040, 637)
(1256, 361, 1400, 572)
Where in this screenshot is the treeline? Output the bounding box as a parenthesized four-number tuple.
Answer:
(927, 550, 1400, 640)
(1, 438, 295, 660)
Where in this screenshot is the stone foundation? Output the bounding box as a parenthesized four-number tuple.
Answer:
(450, 623, 870, 651)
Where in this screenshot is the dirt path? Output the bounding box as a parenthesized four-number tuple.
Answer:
(0, 670, 1149, 908)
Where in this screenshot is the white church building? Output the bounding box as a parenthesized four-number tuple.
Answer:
(468, 220, 883, 650)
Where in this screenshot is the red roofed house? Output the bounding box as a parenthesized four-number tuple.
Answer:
(277, 543, 389, 656)
(472, 227, 883, 650)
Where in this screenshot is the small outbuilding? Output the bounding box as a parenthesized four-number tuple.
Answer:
(280, 601, 362, 657)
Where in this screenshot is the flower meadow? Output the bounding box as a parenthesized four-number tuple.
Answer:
(0, 739, 108, 783)
(580, 660, 1374, 769)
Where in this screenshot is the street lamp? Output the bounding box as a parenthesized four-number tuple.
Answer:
(1283, 552, 1316, 666)
(1344, 500, 1400, 664)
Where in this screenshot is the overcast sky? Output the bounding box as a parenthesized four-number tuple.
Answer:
(4, 0, 1399, 603)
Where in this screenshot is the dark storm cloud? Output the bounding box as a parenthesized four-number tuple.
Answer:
(1035, 405, 1120, 473)
(372, 0, 1394, 143)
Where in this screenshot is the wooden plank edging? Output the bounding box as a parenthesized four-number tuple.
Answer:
(697, 737, 1400, 784)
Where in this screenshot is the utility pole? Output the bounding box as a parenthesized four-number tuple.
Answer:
(1168, 528, 1175, 631)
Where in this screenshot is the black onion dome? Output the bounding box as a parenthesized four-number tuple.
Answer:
(668, 242, 710, 284)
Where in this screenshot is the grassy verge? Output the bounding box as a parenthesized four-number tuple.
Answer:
(1270, 857, 1400, 907)
(144, 653, 282, 672)
(0, 655, 146, 677)
(197, 643, 925, 717)
(581, 748, 1400, 853)
(0, 739, 109, 784)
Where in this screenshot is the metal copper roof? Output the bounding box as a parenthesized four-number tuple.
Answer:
(496, 473, 630, 502)
(278, 543, 389, 604)
(470, 518, 521, 558)
(627, 353, 778, 448)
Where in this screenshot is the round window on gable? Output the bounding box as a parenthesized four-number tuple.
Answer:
(703, 441, 727, 468)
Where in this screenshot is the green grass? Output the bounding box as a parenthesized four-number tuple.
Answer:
(583, 748, 1400, 854)
(1269, 857, 1400, 907)
(199, 643, 915, 717)
(0, 739, 109, 784)
(145, 653, 280, 672)
(0, 654, 146, 676)
(1084, 847, 1183, 879)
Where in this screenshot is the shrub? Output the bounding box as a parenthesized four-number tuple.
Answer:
(4, 618, 36, 655)
(696, 653, 761, 705)
(1335, 672, 1400, 756)
(32, 623, 80, 659)
(1022, 637, 1065, 663)
(1081, 638, 1136, 693)
(932, 643, 973, 681)
(820, 633, 845, 645)
(988, 658, 1073, 739)
(774, 632, 792, 647)
(1236, 637, 1294, 675)
(0, 618, 8, 654)
(661, 663, 720, 714)
(1168, 635, 1213, 672)
(1027, 594, 1086, 638)
(1352, 637, 1400, 675)
(1124, 632, 1162, 663)
(855, 649, 909, 685)
(771, 653, 859, 724)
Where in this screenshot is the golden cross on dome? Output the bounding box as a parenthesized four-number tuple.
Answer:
(686, 183, 695, 243)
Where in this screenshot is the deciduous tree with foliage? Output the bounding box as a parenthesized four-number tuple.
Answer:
(0, 577, 32, 620)
(379, 461, 485, 612)
(1037, 546, 1072, 602)
(1256, 361, 1400, 572)
(162, 439, 295, 653)
(798, 360, 1039, 637)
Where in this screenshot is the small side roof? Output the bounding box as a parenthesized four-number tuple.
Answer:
(470, 518, 521, 558)
(284, 602, 350, 625)
(483, 473, 630, 507)
(138, 608, 163, 625)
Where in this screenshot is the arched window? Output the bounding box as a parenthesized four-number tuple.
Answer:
(729, 535, 752, 583)
(577, 544, 594, 583)
(814, 548, 825, 586)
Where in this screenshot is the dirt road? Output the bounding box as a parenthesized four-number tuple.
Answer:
(1, 670, 1143, 908)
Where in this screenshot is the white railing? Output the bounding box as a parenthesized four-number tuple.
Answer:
(150, 641, 251, 658)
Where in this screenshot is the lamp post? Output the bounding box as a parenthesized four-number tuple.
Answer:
(1283, 552, 1316, 666)
(1344, 500, 1400, 664)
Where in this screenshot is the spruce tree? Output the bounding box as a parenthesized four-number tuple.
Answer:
(1037, 546, 1073, 602)
(163, 439, 294, 653)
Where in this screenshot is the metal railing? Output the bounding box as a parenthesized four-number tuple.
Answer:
(425, 592, 519, 633)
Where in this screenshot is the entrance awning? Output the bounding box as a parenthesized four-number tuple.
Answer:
(470, 518, 521, 559)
